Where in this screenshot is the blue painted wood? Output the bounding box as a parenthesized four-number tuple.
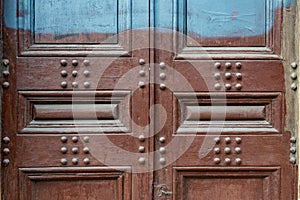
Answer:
(3, 0, 296, 38)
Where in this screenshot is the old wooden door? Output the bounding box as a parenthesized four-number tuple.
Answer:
(1, 0, 297, 199)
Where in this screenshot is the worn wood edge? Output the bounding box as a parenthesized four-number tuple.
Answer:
(282, 1, 299, 200)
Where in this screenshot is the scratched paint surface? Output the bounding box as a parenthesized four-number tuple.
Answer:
(186, 0, 266, 37)
(3, 0, 297, 39)
(34, 0, 118, 35)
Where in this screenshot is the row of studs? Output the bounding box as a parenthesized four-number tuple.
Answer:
(2, 136, 11, 166)
(213, 137, 242, 165)
(60, 60, 91, 89)
(214, 62, 243, 91)
(2, 59, 10, 89)
(60, 136, 91, 166)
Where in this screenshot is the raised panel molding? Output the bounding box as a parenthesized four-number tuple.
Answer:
(18, 91, 132, 134)
(19, 167, 131, 200)
(173, 167, 280, 200)
(173, 92, 282, 134)
(17, 0, 132, 56)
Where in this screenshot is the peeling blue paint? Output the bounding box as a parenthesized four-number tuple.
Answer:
(3, 0, 297, 38)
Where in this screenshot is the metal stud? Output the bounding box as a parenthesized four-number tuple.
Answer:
(214, 158, 221, 164)
(160, 73, 167, 80)
(2, 159, 10, 167)
(72, 158, 79, 165)
(290, 147, 297, 154)
(290, 157, 296, 164)
(236, 73, 242, 80)
(72, 147, 79, 154)
(84, 70, 90, 77)
(72, 136, 78, 143)
(83, 147, 90, 154)
(214, 137, 221, 144)
(61, 70, 68, 77)
(72, 82, 78, 88)
(214, 147, 221, 154)
(235, 62, 242, 69)
(139, 70, 146, 77)
(291, 62, 298, 69)
(61, 147, 68, 154)
(3, 136, 10, 144)
(225, 73, 232, 80)
(235, 147, 242, 154)
(235, 83, 242, 90)
(61, 81, 67, 88)
(138, 157, 146, 165)
(214, 83, 221, 90)
(235, 158, 242, 165)
(139, 59, 146, 65)
(160, 158, 166, 165)
(235, 137, 242, 144)
(159, 147, 166, 154)
(83, 158, 90, 165)
(291, 83, 297, 91)
(290, 137, 297, 143)
(291, 72, 297, 80)
(83, 136, 90, 143)
(214, 73, 221, 80)
(2, 82, 10, 89)
(3, 71, 10, 77)
(160, 83, 166, 90)
(83, 60, 90, 66)
(72, 60, 78, 66)
(139, 146, 145, 153)
(2, 59, 9, 66)
(225, 83, 232, 90)
(159, 137, 166, 143)
(84, 82, 90, 88)
(225, 62, 232, 69)
(224, 158, 231, 165)
(225, 137, 231, 144)
(138, 81, 145, 88)
(61, 136, 68, 143)
(224, 147, 231, 154)
(214, 62, 221, 69)
(139, 135, 146, 142)
(60, 59, 67, 66)
(3, 148, 10, 155)
(60, 158, 68, 165)
(159, 62, 166, 69)
(72, 70, 78, 77)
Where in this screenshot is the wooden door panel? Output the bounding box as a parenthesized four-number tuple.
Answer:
(173, 167, 280, 200)
(18, 0, 132, 56)
(175, 0, 282, 58)
(173, 92, 282, 134)
(18, 91, 131, 134)
(19, 167, 132, 200)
